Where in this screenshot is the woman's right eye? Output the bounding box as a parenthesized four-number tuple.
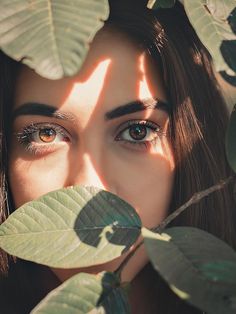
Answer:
(16, 123, 70, 154)
(114, 119, 165, 152)
(31, 127, 69, 144)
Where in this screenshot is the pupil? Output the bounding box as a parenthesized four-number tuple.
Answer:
(129, 125, 147, 140)
(39, 129, 56, 142)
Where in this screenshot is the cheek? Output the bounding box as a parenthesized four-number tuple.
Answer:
(107, 153, 175, 229)
(8, 156, 69, 208)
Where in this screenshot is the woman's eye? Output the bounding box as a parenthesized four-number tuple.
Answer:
(16, 123, 70, 154)
(115, 120, 163, 149)
(33, 128, 66, 144)
(121, 124, 157, 142)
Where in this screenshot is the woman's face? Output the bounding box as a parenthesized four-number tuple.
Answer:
(8, 28, 175, 280)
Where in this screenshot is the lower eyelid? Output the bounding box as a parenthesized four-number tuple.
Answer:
(115, 125, 160, 142)
(117, 139, 153, 152)
(24, 143, 60, 156)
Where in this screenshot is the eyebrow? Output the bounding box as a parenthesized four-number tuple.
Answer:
(105, 98, 171, 120)
(12, 98, 171, 121)
(12, 103, 76, 121)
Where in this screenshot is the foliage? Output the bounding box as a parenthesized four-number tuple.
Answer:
(31, 272, 130, 314)
(143, 227, 236, 314)
(0, 0, 109, 79)
(183, 0, 236, 86)
(0, 0, 235, 86)
(149, 0, 236, 87)
(1, 185, 236, 313)
(0, 186, 141, 268)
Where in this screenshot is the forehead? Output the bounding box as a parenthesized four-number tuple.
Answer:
(14, 27, 166, 114)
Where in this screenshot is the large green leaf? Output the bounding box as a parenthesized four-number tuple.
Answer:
(143, 227, 236, 314)
(226, 105, 236, 172)
(31, 272, 130, 314)
(0, 186, 141, 268)
(0, 0, 109, 79)
(183, 0, 236, 73)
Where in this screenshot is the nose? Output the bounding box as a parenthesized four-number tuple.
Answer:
(68, 153, 106, 190)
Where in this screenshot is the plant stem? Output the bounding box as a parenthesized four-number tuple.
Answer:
(115, 240, 144, 279)
(116, 175, 235, 279)
(152, 175, 235, 234)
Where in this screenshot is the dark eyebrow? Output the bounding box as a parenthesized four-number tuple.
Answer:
(12, 103, 76, 121)
(12, 99, 171, 121)
(105, 98, 171, 120)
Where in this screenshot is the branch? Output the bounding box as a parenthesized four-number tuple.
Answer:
(152, 175, 235, 233)
(115, 240, 144, 279)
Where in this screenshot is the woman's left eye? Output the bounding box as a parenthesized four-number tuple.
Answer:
(115, 120, 163, 147)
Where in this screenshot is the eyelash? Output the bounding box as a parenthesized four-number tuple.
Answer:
(16, 123, 70, 155)
(16, 120, 165, 155)
(115, 120, 165, 150)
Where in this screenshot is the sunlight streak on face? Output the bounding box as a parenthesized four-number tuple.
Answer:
(73, 153, 106, 189)
(138, 54, 156, 123)
(67, 59, 111, 126)
(138, 54, 153, 101)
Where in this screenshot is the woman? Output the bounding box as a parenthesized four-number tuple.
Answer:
(0, 1, 235, 313)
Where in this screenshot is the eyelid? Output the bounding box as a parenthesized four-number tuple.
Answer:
(16, 122, 71, 139)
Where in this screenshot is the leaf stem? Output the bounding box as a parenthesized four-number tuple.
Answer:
(152, 175, 235, 234)
(115, 240, 144, 279)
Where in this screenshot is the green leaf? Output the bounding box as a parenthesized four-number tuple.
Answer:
(226, 105, 236, 172)
(0, 186, 141, 268)
(147, 0, 176, 9)
(228, 7, 236, 34)
(31, 272, 130, 314)
(0, 0, 109, 79)
(183, 0, 236, 74)
(142, 227, 236, 314)
(206, 0, 236, 21)
(220, 70, 236, 86)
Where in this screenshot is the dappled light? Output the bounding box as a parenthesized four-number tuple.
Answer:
(67, 59, 111, 127)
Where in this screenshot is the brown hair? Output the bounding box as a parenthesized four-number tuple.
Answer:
(0, 53, 20, 274)
(108, 0, 236, 242)
(108, 2, 236, 312)
(0, 1, 235, 313)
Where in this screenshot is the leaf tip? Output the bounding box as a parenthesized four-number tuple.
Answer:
(170, 285, 190, 300)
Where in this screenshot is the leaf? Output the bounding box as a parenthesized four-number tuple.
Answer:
(142, 227, 236, 314)
(183, 0, 236, 74)
(226, 105, 236, 172)
(221, 39, 236, 72)
(0, 186, 141, 268)
(31, 272, 130, 314)
(206, 0, 236, 21)
(147, 0, 176, 9)
(220, 70, 236, 86)
(228, 7, 236, 34)
(0, 0, 109, 79)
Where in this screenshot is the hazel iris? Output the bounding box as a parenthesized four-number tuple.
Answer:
(39, 128, 56, 143)
(129, 125, 147, 140)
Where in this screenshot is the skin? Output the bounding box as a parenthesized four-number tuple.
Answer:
(8, 27, 175, 283)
